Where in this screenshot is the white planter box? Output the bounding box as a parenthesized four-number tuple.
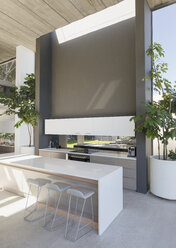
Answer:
(20, 146, 35, 155)
(150, 156, 176, 200)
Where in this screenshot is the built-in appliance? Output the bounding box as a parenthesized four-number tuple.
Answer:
(68, 149, 90, 162)
(128, 146, 136, 157)
(74, 144, 129, 152)
(68, 150, 90, 162)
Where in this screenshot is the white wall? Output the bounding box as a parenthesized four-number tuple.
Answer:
(0, 115, 14, 133)
(0, 105, 14, 133)
(153, 139, 176, 155)
(15, 46, 35, 153)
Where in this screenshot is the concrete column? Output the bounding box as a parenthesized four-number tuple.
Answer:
(15, 46, 35, 153)
(135, 0, 152, 193)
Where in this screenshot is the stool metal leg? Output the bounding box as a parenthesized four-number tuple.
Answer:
(75, 199, 86, 241)
(50, 191, 62, 230)
(35, 185, 41, 211)
(44, 188, 51, 227)
(74, 197, 79, 222)
(65, 194, 72, 238)
(90, 196, 94, 223)
(24, 184, 32, 218)
(24, 185, 43, 222)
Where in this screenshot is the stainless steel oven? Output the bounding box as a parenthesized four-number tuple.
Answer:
(68, 151, 90, 162)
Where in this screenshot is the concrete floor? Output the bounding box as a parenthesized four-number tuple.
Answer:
(0, 190, 176, 248)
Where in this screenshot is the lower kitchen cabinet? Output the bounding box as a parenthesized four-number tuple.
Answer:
(90, 155, 136, 191)
(39, 150, 67, 159)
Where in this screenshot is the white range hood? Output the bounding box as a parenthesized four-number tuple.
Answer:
(45, 116, 135, 136)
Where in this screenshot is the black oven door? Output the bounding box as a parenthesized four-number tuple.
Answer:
(68, 154, 90, 162)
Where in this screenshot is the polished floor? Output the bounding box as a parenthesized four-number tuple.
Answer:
(0, 189, 176, 248)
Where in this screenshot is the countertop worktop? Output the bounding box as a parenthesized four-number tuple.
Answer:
(39, 148, 136, 160)
(40, 148, 71, 153)
(0, 154, 121, 181)
(91, 151, 136, 160)
(0, 152, 22, 159)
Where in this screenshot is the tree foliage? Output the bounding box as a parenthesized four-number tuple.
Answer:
(0, 73, 39, 146)
(131, 43, 176, 160)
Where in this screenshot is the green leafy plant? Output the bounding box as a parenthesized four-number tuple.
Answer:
(130, 43, 176, 160)
(0, 73, 39, 147)
(168, 150, 176, 160)
(0, 133, 15, 141)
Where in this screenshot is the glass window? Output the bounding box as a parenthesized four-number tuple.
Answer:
(0, 59, 16, 84)
(66, 135, 135, 149)
(67, 135, 77, 148)
(0, 133, 15, 146)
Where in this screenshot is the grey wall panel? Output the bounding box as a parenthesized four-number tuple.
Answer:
(135, 0, 152, 193)
(35, 33, 52, 153)
(51, 18, 136, 118)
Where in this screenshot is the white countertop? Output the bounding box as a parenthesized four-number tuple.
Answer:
(40, 148, 71, 153)
(0, 152, 25, 159)
(91, 151, 136, 160)
(39, 148, 136, 160)
(0, 154, 121, 181)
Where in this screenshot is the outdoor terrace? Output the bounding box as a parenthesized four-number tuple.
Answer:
(0, 189, 175, 248)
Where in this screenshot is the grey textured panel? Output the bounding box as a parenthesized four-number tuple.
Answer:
(51, 18, 136, 118)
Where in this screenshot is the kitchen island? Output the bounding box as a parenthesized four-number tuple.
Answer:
(0, 154, 123, 235)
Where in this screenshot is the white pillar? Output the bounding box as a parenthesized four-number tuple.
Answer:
(15, 46, 35, 153)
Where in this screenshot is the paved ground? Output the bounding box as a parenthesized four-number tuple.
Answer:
(0, 189, 176, 248)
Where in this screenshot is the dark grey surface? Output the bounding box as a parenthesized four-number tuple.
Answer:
(51, 18, 136, 118)
(35, 33, 52, 153)
(135, 0, 152, 193)
(74, 144, 129, 152)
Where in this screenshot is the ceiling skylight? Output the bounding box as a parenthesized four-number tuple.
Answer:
(55, 0, 135, 44)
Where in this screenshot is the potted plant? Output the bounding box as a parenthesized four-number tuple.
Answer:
(0, 73, 39, 155)
(131, 43, 176, 200)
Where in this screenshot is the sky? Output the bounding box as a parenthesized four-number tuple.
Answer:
(153, 3, 176, 84)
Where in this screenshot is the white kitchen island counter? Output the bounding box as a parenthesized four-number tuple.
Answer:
(0, 154, 123, 235)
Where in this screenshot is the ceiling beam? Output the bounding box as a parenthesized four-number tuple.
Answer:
(153, 0, 176, 10)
